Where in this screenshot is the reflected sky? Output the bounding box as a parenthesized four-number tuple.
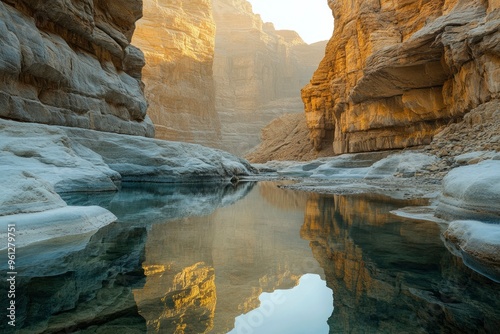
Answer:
(229, 274, 333, 334)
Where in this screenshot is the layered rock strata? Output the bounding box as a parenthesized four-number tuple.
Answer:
(302, 0, 500, 154)
(0, 0, 153, 136)
(133, 0, 222, 147)
(213, 0, 327, 155)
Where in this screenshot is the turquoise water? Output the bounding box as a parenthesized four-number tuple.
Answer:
(1, 182, 499, 333)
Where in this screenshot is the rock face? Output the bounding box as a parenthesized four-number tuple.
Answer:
(302, 0, 500, 154)
(0, 0, 154, 136)
(132, 0, 222, 148)
(245, 113, 324, 163)
(213, 0, 327, 155)
(131, 0, 326, 154)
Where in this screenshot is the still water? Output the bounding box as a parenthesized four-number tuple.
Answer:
(1, 181, 499, 333)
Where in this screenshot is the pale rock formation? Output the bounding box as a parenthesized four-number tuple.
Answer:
(0, 119, 255, 251)
(133, 0, 222, 148)
(444, 220, 500, 282)
(0, 119, 255, 193)
(437, 159, 500, 222)
(213, 0, 327, 155)
(0, 206, 116, 250)
(0, 0, 154, 136)
(302, 0, 500, 155)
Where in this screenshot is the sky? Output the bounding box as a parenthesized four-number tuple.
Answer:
(247, 0, 333, 44)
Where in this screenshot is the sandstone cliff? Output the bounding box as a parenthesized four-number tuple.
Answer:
(0, 0, 153, 136)
(133, 0, 222, 148)
(301, 0, 500, 155)
(213, 0, 327, 155)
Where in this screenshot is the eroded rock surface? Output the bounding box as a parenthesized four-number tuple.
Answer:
(0, 0, 154, 136)
(0, 118, 255, 253)
(301, 0, 500, 155)
(444, 220, 500, 282)
(133, 0, 222, 147)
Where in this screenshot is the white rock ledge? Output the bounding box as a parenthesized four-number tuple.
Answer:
(0, 206, 117, 250)
(0, 118, 255, 249)
(436, 160, 500, 222)
(443, 220, 500, 282)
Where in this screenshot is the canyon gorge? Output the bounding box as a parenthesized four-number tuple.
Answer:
(133, 0, 327, 154)
(0, 0, 499, 333)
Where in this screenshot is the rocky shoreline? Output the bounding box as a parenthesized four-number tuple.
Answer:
(0, 119, 255, 250)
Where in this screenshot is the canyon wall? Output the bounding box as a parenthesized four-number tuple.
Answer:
(133, 0, 222, 148)
(0, 0, 153, 136)
(302, 0, 500, 154)
(213, 0, 327, 155)
(131, 0, 326, 154)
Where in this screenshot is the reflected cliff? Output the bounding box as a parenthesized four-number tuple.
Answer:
(301, 193, 500, 333)
(0, 182, 254, 333)
(2, 182, 499, 333)
(132, 181, 326, 333)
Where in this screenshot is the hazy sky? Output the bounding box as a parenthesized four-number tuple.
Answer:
(247, 0, 333, 44)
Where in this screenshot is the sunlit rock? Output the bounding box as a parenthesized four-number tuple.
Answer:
(133, 0, 222, 148)
(213, 0, 327, 155)
(301, 0, 500, 155)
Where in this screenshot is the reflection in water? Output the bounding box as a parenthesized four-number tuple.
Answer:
(0, 182, 254, 333)
(2, 182, 499, 333)
(302, 193, 500, 333)
(229, 274, 333, 334)
(132, 181, 325, 333)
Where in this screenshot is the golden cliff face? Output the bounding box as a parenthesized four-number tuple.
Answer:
(213, 0, 327, 155)
(302, 0, 500, 154)
(133, 0, 222, 148)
